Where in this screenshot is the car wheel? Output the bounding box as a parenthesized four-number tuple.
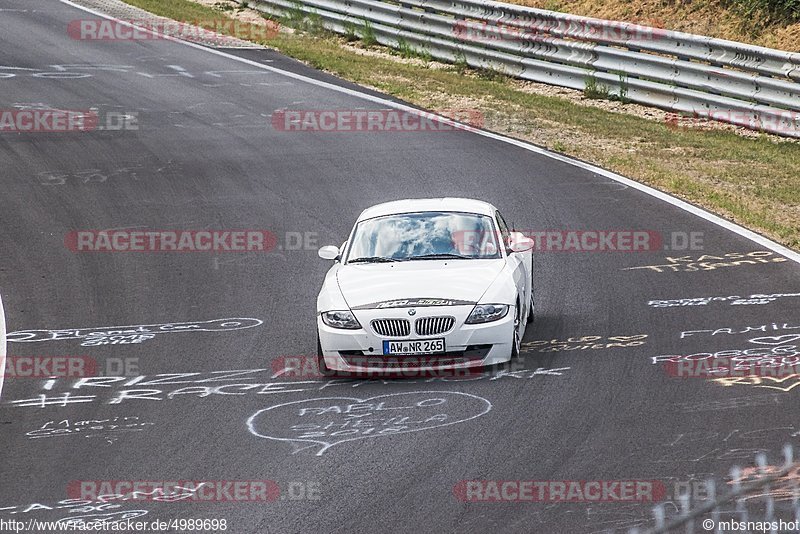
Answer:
(527, 291, 535, 324)
(511, 303, 521, 360)
(317, 335, 337, 377)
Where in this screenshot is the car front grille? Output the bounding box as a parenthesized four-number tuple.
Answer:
(415, 316, 455, 336)
(371, 318, 411, 337)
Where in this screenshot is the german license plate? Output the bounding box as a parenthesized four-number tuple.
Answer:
(383, 338, 445, 355)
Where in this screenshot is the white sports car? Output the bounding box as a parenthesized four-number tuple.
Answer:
(316, 198, 535, 374)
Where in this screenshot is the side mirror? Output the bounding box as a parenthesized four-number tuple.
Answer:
(318, 245, 340, 260)
(508, 232, 534, 253)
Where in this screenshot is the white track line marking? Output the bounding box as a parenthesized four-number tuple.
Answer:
(59, 0, 800, 264)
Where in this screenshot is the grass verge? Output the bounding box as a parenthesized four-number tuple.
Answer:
(503, 0, 800, 52)
(124, 0, 800, 250)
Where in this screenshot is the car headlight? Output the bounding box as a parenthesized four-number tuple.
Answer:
(465, 304, 509, 324)
(321, 310, 362, 329)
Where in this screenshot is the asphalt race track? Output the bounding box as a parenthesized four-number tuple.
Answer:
(1, 1, 799, 532)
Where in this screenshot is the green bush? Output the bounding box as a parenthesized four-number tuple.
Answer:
(728, 0, 800, 23)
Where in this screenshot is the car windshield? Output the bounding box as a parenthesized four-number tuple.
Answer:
(346, 211, 501, 263)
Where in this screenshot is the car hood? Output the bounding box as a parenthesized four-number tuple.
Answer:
(336, 259, 506, 309)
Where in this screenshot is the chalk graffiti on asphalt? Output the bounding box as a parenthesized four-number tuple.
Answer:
(247, 391, 492, 456)
(4, 367, 571, 409)
(711, 375, 800, 392)
(648, 292, 800, 308)
(6, 318, 263, 346)
(623, 251, 787, 273)
(729, 464, 800, 502)
(679, 323, 800, 340)
(653, 345, 800, 363)
(25, 416, 154, 440)
(0, 481, 210, 527)
(522, 334, 647, 353)
(675, 394, 783, 412)
(653, 342, 800, 383)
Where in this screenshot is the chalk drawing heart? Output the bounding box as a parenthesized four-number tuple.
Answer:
(748, 335, 800, 345)
(247, 391, 492, 456)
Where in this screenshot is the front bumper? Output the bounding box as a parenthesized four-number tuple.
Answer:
(317, 305, 515, 372)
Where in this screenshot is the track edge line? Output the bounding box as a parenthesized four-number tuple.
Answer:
(56, 0, 800, 264)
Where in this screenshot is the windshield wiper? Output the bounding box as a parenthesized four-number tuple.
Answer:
(409, 253, 472, 260)
(348, 256, 405, 263)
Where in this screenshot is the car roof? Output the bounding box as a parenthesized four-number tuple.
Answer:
(357, 198, 497, 221)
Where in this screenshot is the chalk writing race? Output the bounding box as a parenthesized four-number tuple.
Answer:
(3, 367, 571, 409)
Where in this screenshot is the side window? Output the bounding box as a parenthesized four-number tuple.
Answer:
(495, 211, 511, 250)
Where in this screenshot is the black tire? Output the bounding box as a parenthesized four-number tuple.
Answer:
(511, 302, 521, 361)
(527, 277, 535, 324)
(527, 292, 535, 324)
(489, 306, 522, 375)
(316, 335, 337, 377)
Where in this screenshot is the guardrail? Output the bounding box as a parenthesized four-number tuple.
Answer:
(250, 0, 800, 138)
